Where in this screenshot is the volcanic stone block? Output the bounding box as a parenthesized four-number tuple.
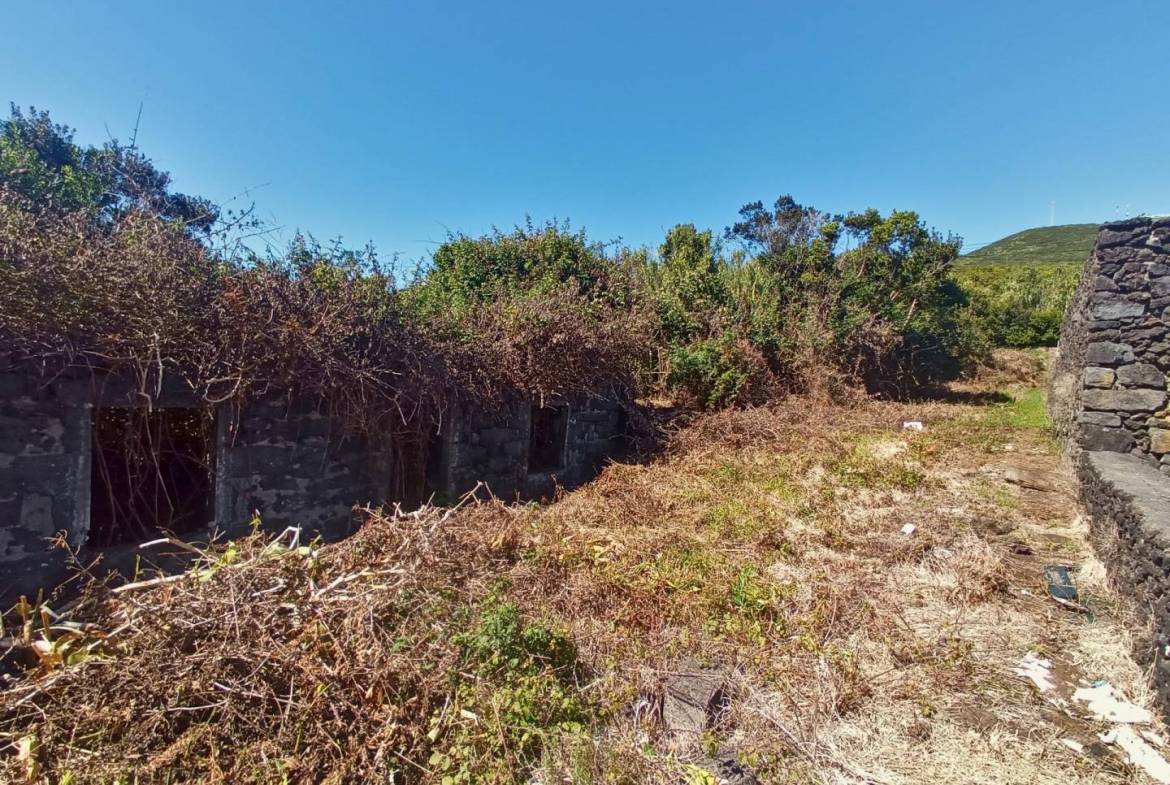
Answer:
(664, 659, 729, 735)
(1086, 342, 1136, 366)
(1080, 411, 1122, 427)
(1083, 367, 1116, 389)
(1082, 388, 1167, 413)
(1116, 363, 1167, 389)
(1093, 294, 1146, 321)
(1079, 426, 1136, 452)
(1094, 275, 1120, 292)
(1098, 225, 1150, 248)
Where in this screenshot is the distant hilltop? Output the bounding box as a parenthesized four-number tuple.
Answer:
(960, 223, 1098, 266)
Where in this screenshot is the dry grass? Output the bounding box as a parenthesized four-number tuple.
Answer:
(0, 370, 1160, 784)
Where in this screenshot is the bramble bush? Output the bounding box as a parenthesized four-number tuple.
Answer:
(3, 107, 999, 419)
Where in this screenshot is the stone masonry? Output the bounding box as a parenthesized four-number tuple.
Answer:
(1079, 451, 1170, 717)
(214, 397, 393, 540)
(1054, 218, 1170, 720)
(1051, 217, 1170, 472)
(431, 393, 629, 502)
(1, 358, 631, 599)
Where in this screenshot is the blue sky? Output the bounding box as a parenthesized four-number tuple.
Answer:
(3, 1, 1168, 266)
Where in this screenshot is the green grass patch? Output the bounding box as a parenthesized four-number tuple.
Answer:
(925, 387, 1056, 455)
(827, 442, 926, 491)
(432, 602, 592, 783)
(986, 387, 1049, 430)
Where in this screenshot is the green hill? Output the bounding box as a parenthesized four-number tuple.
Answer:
(959, 223, 1098, 267)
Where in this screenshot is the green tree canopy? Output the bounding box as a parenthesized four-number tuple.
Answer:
(0, 105, 218, 232)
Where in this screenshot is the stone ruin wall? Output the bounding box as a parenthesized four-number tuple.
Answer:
(1051, 217, 1170, 469)
(214, 397, 393, 541)
(0, 362, 630, 601)
(1053, 218, 1170, 717)
(0, 367, 92, 563)
(436, 393, 629, 502)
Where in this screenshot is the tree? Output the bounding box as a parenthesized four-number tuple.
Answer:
(652, 223, 727, 343)
(0, 105, 218, 232)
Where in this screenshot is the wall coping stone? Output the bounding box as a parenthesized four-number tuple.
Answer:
(1084, 451, 1170, 544)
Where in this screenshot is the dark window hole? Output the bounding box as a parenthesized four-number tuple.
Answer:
(88, 407, 213, 547)
(529, 404, 568, 473)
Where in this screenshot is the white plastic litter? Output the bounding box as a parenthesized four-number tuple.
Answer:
(1074, 681, 1153, 724)
(902, 420, 925, 431)
(1100, 725, 1170, 784)
(1014, 652, 1058, 695)
(900, 523, 916, 535)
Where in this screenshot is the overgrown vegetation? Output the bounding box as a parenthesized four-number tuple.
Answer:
(638, 199, 980, 407)
(1, 107, 1143, 785)
(4, 362, 1149, 784)
(1, 107, 992, 429)
(955, 263, 1081, 347)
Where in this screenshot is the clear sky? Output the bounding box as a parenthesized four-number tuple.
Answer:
(3, 1, 1167, 265)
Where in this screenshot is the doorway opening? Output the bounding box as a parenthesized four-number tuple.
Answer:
(88, 407, 213, 547)
(528, 404, 568, 473)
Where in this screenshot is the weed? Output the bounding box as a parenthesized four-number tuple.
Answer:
(433, 602, 592, 783)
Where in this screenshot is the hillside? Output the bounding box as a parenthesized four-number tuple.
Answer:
(960, 223, 1098, 266)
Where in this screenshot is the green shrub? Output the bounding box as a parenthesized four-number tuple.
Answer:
(646, 199, 983, 402)
(666, 334, 773, 410)
(403, 219, 631, 321)
(955, 263, 1080, 347)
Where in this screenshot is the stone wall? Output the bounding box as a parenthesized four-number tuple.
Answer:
(435, 393, 629, 501)
(0, 368, 394, 598)
(1, 358, 629, 598)
(1078, 451, 1170, 715)
(215, 398, 392, 539)
(526, 394, 628, 497)
(0, 369, 91, 563)
(438, 397, 531, 501)
(1050, 218, 1170, 471)
(1055, 219, 1170, 720)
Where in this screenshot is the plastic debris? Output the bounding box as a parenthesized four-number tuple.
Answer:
(1044, 564, 1077, 602)
(1014, 653, 1170, 779)
(1074, 681, 1153, 724)
(902, 420, 925, 431)
(1100, 725, 1170, 784)
(900, 523, 916, 535)
(1044, 564, 1091, 616)
(1014, 652, 1059, 695)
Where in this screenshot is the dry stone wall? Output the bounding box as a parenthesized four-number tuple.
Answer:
(1079, 451, 1170, 716)
(1056, 219, 1170, 719)
(1051, 218, 1170, 471)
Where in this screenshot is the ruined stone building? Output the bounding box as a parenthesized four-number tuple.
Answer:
(0, 358, 630, 600)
